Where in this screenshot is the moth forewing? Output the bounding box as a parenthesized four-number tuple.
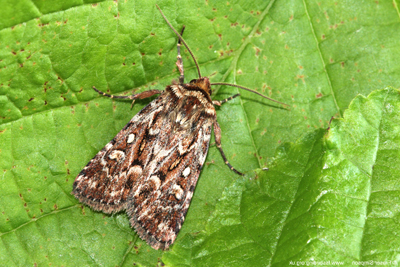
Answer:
(72, 5, 287, 251)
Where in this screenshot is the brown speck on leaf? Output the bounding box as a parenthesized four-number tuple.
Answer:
(260, 128, 267, 136)
(321, 35, 325, 39)
(44, 101, 47, 105)
(341, 62, 345, 68)
(316, 93, 323, 98)
(28, 98, 34, 102)
(218, 34, 222, 40)
(53, 204, 58, 210)
(297, 74, 305, 80)
(206, 159, 215, 166)
(11, 51, 16, 55)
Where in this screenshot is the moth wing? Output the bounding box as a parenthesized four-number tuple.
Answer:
(127, 109, 214, 250)
(72, 95, 167, 213)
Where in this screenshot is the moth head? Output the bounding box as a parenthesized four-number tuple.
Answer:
(190, 77, 211, 95)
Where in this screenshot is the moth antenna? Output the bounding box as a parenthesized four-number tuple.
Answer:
(210, 82, 290, 107)
(156, 4, 202, 78)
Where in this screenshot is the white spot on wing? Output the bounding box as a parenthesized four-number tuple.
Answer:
(186, 191, 193, 200)
(172, 184, 184, 200)
(150, 176, 161, 189)
(105, 143, 113, 150)
(128, 165, 143, 177)
(109, 150, 125, 161)
(127, 134, 135, 143)
(89, 181, 97, 188)
(149, 127, 160, 135)
(182, 167, 191, 177)
(157, 222, 168, 231)
(176, 112, 182, 123)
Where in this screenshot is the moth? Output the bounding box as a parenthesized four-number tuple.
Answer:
(72, 5, 287, 250)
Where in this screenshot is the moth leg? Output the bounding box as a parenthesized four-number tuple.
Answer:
(213, 121, 244, 176)
(93, 86, 162, 107)
(212, 93, 240, 106)
(176, 26, 186, 84)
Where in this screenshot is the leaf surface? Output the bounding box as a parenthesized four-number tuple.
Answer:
(0, 0, 400, 266)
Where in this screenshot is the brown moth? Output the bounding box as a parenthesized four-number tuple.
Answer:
(72, 5, 287, 250)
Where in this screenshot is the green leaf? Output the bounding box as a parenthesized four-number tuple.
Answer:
(0, 0, 399, 266)
(163, 87, 400, 266)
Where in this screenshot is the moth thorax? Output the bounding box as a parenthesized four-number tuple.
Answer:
(190, 77, 211, 95)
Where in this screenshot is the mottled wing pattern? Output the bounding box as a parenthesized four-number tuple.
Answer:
(72, 94, 168, 213)
(127, 87, 215, 249)
(73, 85, 216, 250)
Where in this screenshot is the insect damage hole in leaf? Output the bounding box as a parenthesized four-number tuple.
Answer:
(72, 4, 288, 251)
